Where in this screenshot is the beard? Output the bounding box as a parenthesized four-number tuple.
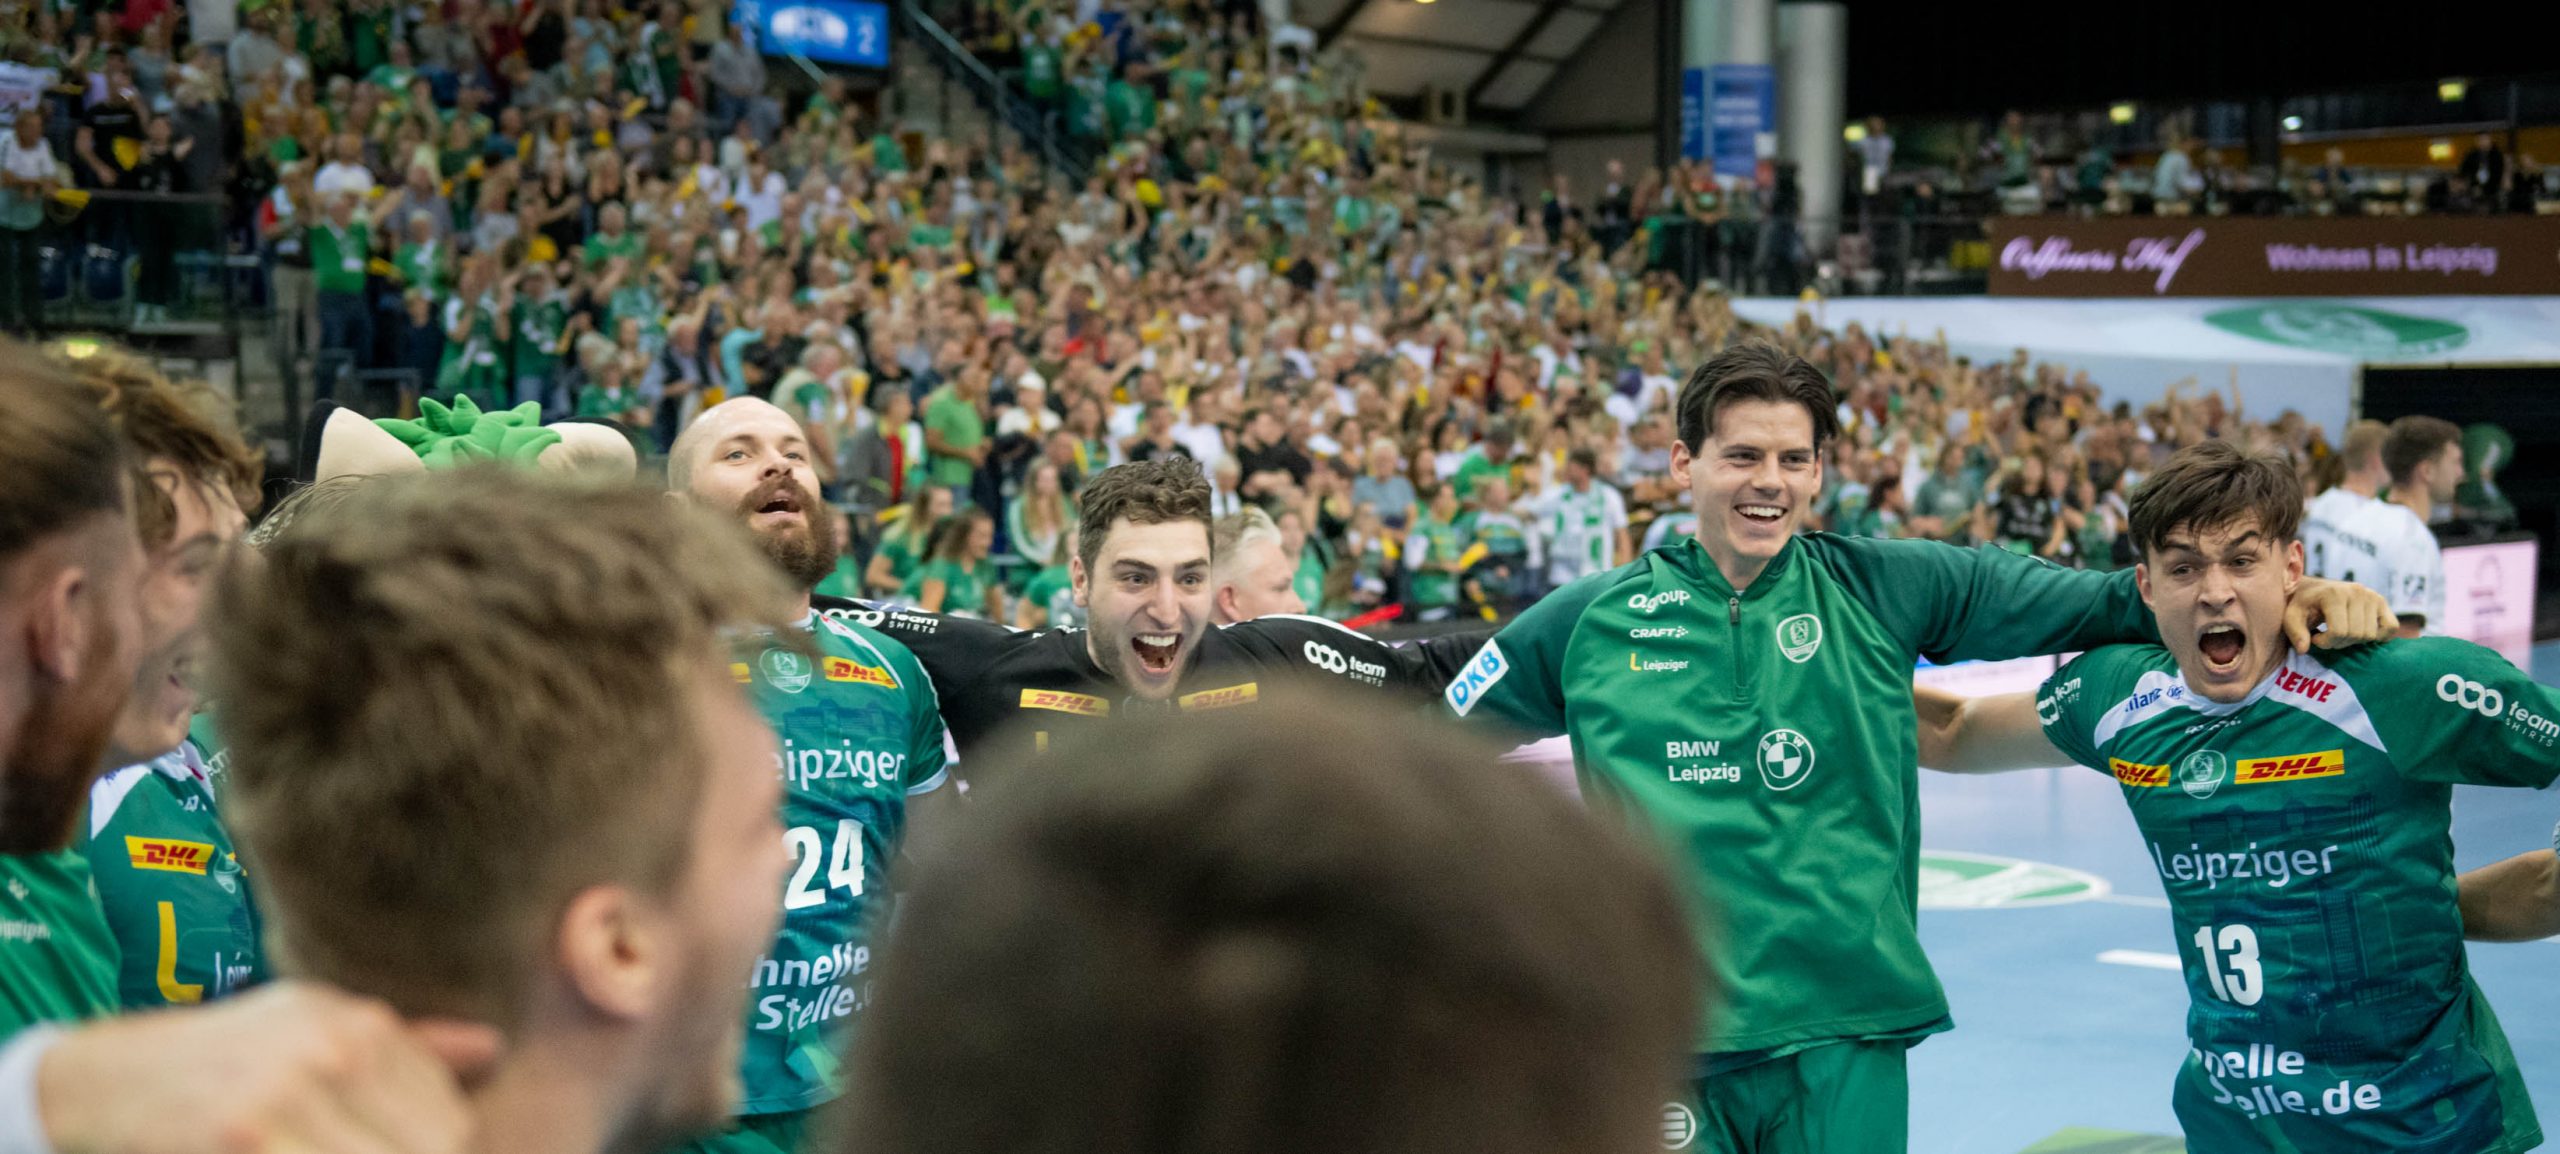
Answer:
(736, 477, 839, 592)
(0, 657, 132, 853)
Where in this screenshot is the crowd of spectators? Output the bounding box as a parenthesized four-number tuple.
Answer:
(1867, 110, 2560, 220)
(0, 0, 2394, 631)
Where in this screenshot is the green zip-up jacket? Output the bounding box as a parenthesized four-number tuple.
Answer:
(1445, 533, 2156, 1056)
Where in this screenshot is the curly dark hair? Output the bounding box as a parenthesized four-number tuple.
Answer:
(1075, 456, 1214, 567)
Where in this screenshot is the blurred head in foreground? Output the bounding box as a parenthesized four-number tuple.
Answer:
(842, 698, 1699, 1154)
(210, 468, 797, 1154)
(0, 357, 145, 852)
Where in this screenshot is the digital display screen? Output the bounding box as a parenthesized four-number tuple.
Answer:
(735, 0, 889, 70)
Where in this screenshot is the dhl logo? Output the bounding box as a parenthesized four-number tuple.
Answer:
(2109, 758, 2170, 787)
(731, 662, 753, 683)
(1020, 689, 1109, 717)
(824, 657, 897, 688)
(1177, 683, 1260, 712)
(127, 837, 214, 875)
(2236, 749, 2345, 785)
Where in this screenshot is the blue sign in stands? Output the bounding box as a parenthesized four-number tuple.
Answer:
(1679, 68, 1707, 162)
(735, 0, 891, 70)
(1708, 63, 1773, 180)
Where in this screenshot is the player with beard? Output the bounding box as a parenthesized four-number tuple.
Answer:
(811, 456, 1486, 770)
(63, 353, 269, 1011)
(669, 398, 955, 1154)
(3, 357, 500, 1154)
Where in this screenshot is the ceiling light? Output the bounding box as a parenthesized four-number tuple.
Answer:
(2107, 103, 2136, 125)
(2438, 79, 2466, 102)
(2281, 115, 2303, 132)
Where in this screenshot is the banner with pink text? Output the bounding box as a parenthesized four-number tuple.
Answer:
(1988, 217, 2560, 297)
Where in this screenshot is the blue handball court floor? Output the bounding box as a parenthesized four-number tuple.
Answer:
(1906, 642, 2560, 1154)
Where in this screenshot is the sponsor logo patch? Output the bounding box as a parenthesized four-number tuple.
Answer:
(731, 662, 754, 683)
(761, 650, 813, 694)
(127, 837, 214, 875)
(1775, 614, 1823, 663)
(1177, 683, 1260, 711)
(2235, 749, 2345, 785)
(2177, 750, 2231, 799)
(1019, 689, 1110, 717)
(2110, 758, 2171, 787)
(823, 656, 898, 688)
(1445, 642, 1510, 717)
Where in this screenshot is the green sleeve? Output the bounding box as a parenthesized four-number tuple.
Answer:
(2355, 638, 2560, 789)
(1442, 566, 1620, 737)
(1815, 535, 2157, 664)
(892, 644, 954, 795)
(2035, 645, 2152, 772)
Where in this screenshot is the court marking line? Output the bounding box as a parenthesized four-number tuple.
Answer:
(2096, 949, 2182, 971)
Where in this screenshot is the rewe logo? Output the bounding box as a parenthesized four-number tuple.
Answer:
(1627, 590, 1691, 614)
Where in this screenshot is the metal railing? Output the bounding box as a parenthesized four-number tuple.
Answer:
(899, 1, 1095, 179)
(1628, 213, 1997, 297)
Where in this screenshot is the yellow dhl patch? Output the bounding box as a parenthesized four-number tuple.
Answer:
(731, 662, 753, 683)
(1177, 683, 1260, 711)
(1019, 689, 1109, 717)
(2236, 749, 2345, 785)
(127, 837, 213, 875)
(824, 656, 897, 688)
(2110, 758, 2170, 787)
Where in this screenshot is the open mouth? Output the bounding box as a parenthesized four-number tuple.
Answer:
(1130, 631, 1181, 675)
(1736, 504, 1787, 526)
(2198, 623, 2246, 671)
(749, 486, 806, 526)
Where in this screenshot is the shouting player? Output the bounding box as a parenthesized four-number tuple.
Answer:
(670, 397, 955, 1154)
(1444, 342, 2395, 1154)
(1918, 440, 2556, 1153)
(817, 457, 1481, 766)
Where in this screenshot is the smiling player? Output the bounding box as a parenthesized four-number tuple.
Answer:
(1444, 342, 2396, 1154)
(1918, 440, 2558, 1154)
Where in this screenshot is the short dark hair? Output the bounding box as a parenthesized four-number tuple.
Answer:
(840, 698, 1697, 1154)
(2381, 415, 2462, 486)
(1567, 446, 1599, 473)
(1674, 341, 1840, 454)
(1076, 457, 1214, 567)
(2127, 441, 2303, 559)
(0, 354, 127, 567)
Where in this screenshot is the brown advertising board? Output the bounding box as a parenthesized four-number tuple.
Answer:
(1986, 216, 2560, 297)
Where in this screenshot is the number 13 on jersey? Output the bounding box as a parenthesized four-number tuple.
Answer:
(2193, 923, 2263, 1006)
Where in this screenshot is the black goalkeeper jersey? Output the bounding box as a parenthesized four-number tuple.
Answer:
(811, 595, 1486, 770)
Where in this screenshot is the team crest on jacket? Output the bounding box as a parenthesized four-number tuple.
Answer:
(2176, 749, 2230, 799)
(1776, 614, 1823, 663)
(761, 650, 813, 694)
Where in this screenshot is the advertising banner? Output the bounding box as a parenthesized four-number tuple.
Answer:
(1707, 63, 1773, 181)
(1679, 68, 1707, 162)
(1988, 217, 2560, 297)
(734, 0, 890, 69)
(2440, 537, 2539, 669)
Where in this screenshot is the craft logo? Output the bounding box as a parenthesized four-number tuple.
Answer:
(2236, 749, 2345, 785)
(2177, 749, 2231, 799)
(2110, 758, 2170, 788)
(127, 837, 213, 875)
(1755, 729, 1815, 791)
(1019, 689, 1109, 717)
(1177, 683, 1260, 711)
(1775, 614, 1822, 663)
(761, 650, 812, 694)
(823, 656, 897, 688)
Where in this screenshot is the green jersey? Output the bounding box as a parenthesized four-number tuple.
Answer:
(1447, 534, 2155, 1056)
(78, 746, 265, 1009)
(2038, 639, 2558, 1152)
(921, 387, 985, 489)
(905, 558, 992, 618)
(733, 614, 952, 1115)
(0, 850, 120, 1039)
(1404, 514, 1466, 609)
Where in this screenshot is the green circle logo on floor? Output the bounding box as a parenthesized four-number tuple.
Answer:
(1918, 850, 2110, 909)
(2203, 302, 2469, 357)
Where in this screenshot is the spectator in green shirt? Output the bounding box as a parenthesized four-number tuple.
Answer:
(865, 485, 953, 598)
(922, 368, 990, 499)
(904, 508, 1003, 619)
(309, 194, 373, 371)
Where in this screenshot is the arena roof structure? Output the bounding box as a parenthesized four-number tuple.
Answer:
(1297, 0, 1630, 113)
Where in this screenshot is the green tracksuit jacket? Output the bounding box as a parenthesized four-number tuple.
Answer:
(1445, 533, 2156, 1057)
